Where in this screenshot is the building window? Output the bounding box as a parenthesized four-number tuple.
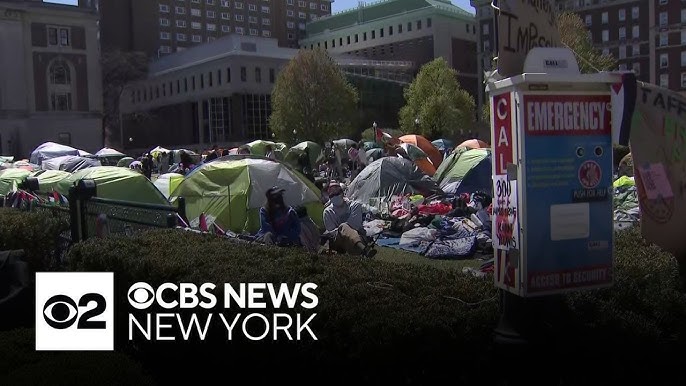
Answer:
(601, 12, 607, 24)
(355, 34, 358, 42)
(632, 6, 639, 19)
(339, 37, 343, 46)
(175, 6, 185, 14)
(177, 20, 187, 27)
(321, 4, 328, 11)
(209, 71, 213, 87)
(207, 23, 216, 31)
(299, 11, 306, 19)
(248, 4, 256, 11)
(681, 73, 686, 88)
(682, 51, 686, 66)
(217, 69, 222, 85)
(192, 34, 201, 42)
(221, 0, 229, 6)
(388, 26, 393, 36)
(482, 23, 489, 35)
(619, 27, 626, 40)
(363, 32, 367, 40)
(288, 33, 295, 40)
(287, 10, 294, 16)
(407, 22, 412, 32)
(249, 16, 258, 23)
(660, 53, 669, 68)
(632, 25, 639, 39)
(427, 18, 432, 28)
(484, 40, 490, 51)
(160, 45, 171, 54)
(160, 31, 171, 39)
(236, 27, 244, 34)
(324, 41, 327, 49)
(379, 28, 383, 38)
(660, 74, 668, 88)
(184, 77, 188, 92)
(222, 25, 230, 32)
(269, 68, 275, 83)
(585, 14, 591, 26)
(207, 10, 216, 18)
(249, 28, 257, 36)
(660, 32, 668, 46)
(261, 6, 269, 13)
(177, 33, 187, 41)
(48, 26, 70, 47)
(235, 14, 244, 21)
(618, 9, 625, 22)
(221, 12, 229, 19)
(226, 67, 231, 82)
(682, 9, 686, 24)
(619, 45, 626, 59)
(682, 30, 686, 45)
(632, 43, 640, 56)
(200, 74, 204, 89)
(398, 24, 402, 33)
(159, 4, 170, 12)
(417, 20, 422, 29)
(191, 22, 201, 29)
(287, 21, 294, 28)
(48, 59, 74, 111)
(262, 30, 271, 37)
(659, 0, 667, 4)
(235, 2, 243, 9)
(206, 0, 214, 4)
(602, 29, 609, 42)
(240, 66, 246, 82)
(160, 18, 170, 26)
(287, 0, 293, 5)
(659, 12, 668, 27)
(263, 18, 271, 25)
(298, 0, 305, 7)
(347, 35, 350, 44)
(191, 8, 201, 16)
(309, 2, 316, 9)
(255, 67, 261, 82)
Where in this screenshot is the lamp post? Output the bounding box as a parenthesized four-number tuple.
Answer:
(414, 117, 419, 131)
(292, 129, 297, 144)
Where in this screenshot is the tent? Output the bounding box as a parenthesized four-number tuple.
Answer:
(55, 166, 170, 206)
(29, 170, 71, 194)
(95, 147, 126, 157)
(456, 139, 489, 150)
(398, 143, 436, 176)
(431, 139, 454, 152)
(333, 139, 355, 150)
(10, 161, 40, 171)
(153, 173, 184, 198)
(78, 150, 92, 157)
(169, 156, 324, 233)
(366, 148, 384, 162)
(41, 155, 101, 173)
(346, 157, 442, 204)
(30, 142, 80, 166)
(434, 148, 492, 195)
(363, 141, 381, 151)
(150, 146, 171, 158)
(285, 141, 323, 169)
(398, 135, 443, 167)
(0, 169, 30, 196)
(116, 157, 135, 167)
(243, 140, 286, 159)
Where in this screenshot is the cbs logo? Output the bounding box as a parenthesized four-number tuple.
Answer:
(42, 293, 107, 330)
(127, 282, 217, 309)
(127, 282, 155, 309)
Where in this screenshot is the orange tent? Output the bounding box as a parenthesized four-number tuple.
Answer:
(457, 139, 489, 150)
(398, 135, 443, 167)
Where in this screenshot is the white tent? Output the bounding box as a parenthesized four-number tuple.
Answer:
(153, 172, 184, 198)
(30, 142, 80, 166)
(78, 150, 92, 156)
(95, 147, 125, 157)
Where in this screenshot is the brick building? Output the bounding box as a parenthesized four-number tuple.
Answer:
(99, 0, 333, 59)
(0, 0, 103, 157)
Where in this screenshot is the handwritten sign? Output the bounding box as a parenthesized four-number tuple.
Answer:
(496, 0, 561, 78)
(493, 176, 519, 250)
(623, 79, 686, 255)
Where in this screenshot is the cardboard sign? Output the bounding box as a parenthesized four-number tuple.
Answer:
(496, 0, 561, 78)
(623, 81, 686, 256)
(493, 176, 519, 250)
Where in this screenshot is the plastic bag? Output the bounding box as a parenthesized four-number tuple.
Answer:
(399, 227, 438, 246)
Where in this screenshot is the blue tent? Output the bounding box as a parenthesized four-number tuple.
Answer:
(434, 148, 492, 195)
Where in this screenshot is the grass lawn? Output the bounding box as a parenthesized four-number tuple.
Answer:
(373, 245, 484, 271)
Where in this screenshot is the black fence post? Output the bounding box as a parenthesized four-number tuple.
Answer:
(166, 213, 177, 228)
(68, 187, 80, 243)
(177, 197, 187, 225)
(73, 179, 97, 242)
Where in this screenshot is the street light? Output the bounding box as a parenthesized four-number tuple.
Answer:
(414, 118, 419, 130)
(271, 132, 275, 138)
(373, 121, 377, 129)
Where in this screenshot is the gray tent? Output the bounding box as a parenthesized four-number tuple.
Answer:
(346, 157, 442, 204)
(41, 155, 101, 173)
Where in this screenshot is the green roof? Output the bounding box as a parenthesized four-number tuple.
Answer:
(307, 0, 474, 35)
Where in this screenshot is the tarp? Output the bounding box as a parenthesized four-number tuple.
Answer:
(153, 173, 184, 198)
(346, 157, 442, 204)
(29, 170, 71, 193)
(431, 139, 454, 151)
(169, 156, 324, 233)
(0, 169, 30, 196)
(285, 141, 323, 169)
(41, 155, 101, 173)
(398, 135, 443, 167)
(95, 148, 126, 157)
(55, 166, 170, 206)
(434, 148, 492, 195)
(29, 142, 80, 166)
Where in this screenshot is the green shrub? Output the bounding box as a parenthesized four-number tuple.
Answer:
(0, 328, 154, 385)
(0, 208, 69, 271)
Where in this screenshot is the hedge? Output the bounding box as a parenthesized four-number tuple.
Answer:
(2, 209, 686, 384)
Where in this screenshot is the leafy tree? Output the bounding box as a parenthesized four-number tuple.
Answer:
(398, 58, 475, 139)
(558, 12, 617, 73)
(102, 50, 149, 148)
(269, 49, 359, 144)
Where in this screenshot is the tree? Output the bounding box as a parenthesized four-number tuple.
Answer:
(558, 12, 617, 73)
(102, 50, 149, 148)
(398, 58, 475, 139)
(269, 49, 359, 144)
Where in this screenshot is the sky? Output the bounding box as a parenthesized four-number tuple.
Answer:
(43, 0, 475, 13)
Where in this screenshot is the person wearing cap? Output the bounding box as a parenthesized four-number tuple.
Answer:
(323, 181, 375, 257)
(255, 186, 301, 246)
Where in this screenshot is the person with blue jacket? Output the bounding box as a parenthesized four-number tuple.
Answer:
(255, 186, 301, 246)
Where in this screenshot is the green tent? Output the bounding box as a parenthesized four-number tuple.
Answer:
(55, 166, 170, 206)
(0, 169, 30, 195)
(433, 147, 492, 195)
(29, 170, 71, 193)
(244, 140, 287, 159)
(169, 157, 324, 234)
(285, 141, 323, 169)
(363, 141, 381, 151)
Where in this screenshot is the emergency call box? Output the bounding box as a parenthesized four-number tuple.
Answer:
(487, 48, 622, 297)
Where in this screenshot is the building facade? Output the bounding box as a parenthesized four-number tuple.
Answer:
(299, 0, 480, 103)
(99, 0, 333, 59)
(0, 0, 103, 158)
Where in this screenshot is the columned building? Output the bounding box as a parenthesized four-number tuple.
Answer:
(0, 0, 103, 158)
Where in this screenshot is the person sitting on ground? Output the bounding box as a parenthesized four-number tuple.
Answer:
(255, 186, 301, 246)
(322, 181, 376, 257)
(265, 145, 276, 160)
(205, 145, 220, 163)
